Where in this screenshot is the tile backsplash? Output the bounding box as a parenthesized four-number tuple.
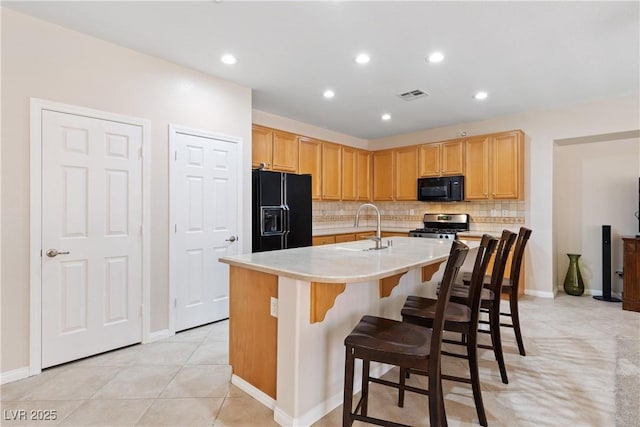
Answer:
(312, 200, 525, 232)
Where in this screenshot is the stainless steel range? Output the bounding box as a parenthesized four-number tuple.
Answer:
(409, 213, 469, 239)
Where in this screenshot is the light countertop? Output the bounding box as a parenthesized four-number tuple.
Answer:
(219, 237, 478, 283)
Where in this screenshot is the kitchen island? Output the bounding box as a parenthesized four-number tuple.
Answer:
(218, 237, 476, 426)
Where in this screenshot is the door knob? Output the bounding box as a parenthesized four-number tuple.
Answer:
(46, 249, 70, 258)
(225, 236, 237, 242)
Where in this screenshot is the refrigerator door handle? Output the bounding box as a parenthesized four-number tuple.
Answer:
(283, 205, 291, 247)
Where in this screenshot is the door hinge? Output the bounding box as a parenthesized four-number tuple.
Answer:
(139, 146, 143, 159)
(174, 151, 177, 161)
(174, 298, 177, 308)
(174, 224, 177, 233)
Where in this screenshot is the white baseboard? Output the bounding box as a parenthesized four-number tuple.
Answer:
(273, 362, 395, 427)
(525, 289, 555, 298)
(147, 329, 172, 343)
(1, 367, 30, 385)
(231, 374, 276, 411)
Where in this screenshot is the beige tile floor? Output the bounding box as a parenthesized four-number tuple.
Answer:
(1, 294, 638, 426)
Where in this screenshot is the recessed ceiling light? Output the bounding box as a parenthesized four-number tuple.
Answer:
(355, 53, 370, 64)
(427, 52, 444, 63)
(221, 54, 237, 65)
(474, 91, 488, 100)
(323, 89, 335, 99)
(381, 113, 391, 121)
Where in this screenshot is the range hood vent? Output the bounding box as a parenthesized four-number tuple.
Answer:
(397, 89, 428, 101)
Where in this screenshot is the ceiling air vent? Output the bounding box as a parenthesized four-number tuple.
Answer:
(397, 89, 429, 101)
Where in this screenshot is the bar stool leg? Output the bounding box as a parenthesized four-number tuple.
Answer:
(467, 333, 487, 426)
(510, 291, 526, 356)
(343, 347, 355, 427)
(489, 304, 508, 384)
(361, 359, 370, 416)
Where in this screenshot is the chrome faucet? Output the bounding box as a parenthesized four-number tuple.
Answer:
(354, 203, 386, 250)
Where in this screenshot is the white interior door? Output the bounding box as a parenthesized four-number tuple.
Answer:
(171, 127, 239, 332)
(41, 110, 143, 368)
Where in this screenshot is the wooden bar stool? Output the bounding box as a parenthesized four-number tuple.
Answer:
(498, 227, 532, 356)
(452, 230, 517, 384)
(399, 234, 497, 427)
(342, 241, 469, 427)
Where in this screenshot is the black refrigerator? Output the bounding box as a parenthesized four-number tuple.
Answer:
(252, 169, 312, 252)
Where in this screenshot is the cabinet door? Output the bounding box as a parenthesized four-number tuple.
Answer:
(464, 136, 490, 200)
(372, 150, 394, 201)
(322, 142, 342, 200)
(335, 233, 356, 243)
(272, 131, 298, 172)
(298, 137, 322, 200)
(341, 146, 357, 200)
(491, 131, 523, 199)
(356, 150, 371, 201)
(419, 144, 440, 177)
(252, 125, 273, 169)
(394, 146, 418, 201)
(441, 139, 465, 176)
(312, 235, 336, 246)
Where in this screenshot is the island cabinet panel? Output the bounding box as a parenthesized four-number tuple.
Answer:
(228, 266, 278, 398)
(372, 150, 394, 200)
(622, 237, 640, 312)
(356, 150, 372, 201)
(341, 146, 357, 200)
(322, 142, 342, 200)
(419, 139, 464, 177)
(298, 137, 322, 199)
(394, 146, 419, 200)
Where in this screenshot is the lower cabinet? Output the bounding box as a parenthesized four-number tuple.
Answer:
(313, 231, 399, 245)
(312, 235, 336, 246)
(622, 237, 640, 312)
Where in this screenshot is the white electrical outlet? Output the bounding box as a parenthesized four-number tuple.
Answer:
(270, 297, 278, 318)
(502, 210, 509, 217)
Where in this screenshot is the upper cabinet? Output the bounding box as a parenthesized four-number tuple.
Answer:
(252, 125, 299, 172)
(322, 142, 342, 200)
(298, 137, 322, 200)
(394, 146, 418, 201)
(252, 123, 524, 203)
(356, 150, 371, 201)
(465, 130, 523, 200)
(252, 125, 273, 169)
(341, 146, 357, 201)
(372, 150, 394, 201)
(419, 139, 464, 177)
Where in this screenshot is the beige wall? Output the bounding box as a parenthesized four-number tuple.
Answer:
(1, 9, 252, 373)
(369, 95, 640, 297)
(253, 109, 369, 149)
(555, 136, 639, 295)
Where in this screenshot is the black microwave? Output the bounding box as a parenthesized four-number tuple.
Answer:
(417, 175, 464, 202)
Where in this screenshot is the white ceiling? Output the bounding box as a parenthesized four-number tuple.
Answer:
(5, 1, 639, 139)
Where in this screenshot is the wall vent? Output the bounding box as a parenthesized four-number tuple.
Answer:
(397, 89, 429, 101)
